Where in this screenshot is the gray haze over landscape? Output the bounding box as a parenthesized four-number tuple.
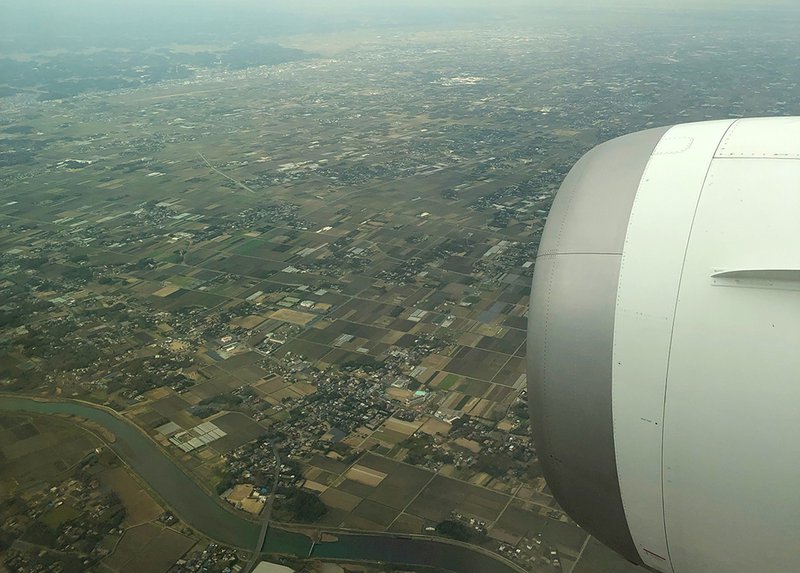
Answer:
(2, 0, 800, 52)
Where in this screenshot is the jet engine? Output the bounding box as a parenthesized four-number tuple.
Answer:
(527, 117, 800, 573)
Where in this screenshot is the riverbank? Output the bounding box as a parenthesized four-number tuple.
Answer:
(0, 394, 528, 573)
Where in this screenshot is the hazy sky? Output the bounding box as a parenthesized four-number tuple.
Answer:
(1, 0, 798, 53)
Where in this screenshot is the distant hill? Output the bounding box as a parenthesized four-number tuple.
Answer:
(0, 42, 314, 101)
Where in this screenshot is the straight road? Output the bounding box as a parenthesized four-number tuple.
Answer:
(244, 441, 281, 573)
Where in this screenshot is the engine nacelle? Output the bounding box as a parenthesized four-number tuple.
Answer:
(527, 117, 800, 573)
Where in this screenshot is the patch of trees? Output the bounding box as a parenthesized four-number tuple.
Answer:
(257, 429, 286, 443)
(473, 452, 516, 478)
(0, 529, 17, 551)
(489, 211, 511, 229)
(435, 520, 474, 542)
(20, 521, 58, 547)
(17, 256, 49, 269)
(511, 401, 529, 421)
(16, 321, 102, 372)
(85, 302, 126, 319)
(404, 435, 431, 465)
(328, 440, 354, 458)
(62, 266, 94, 282)
(189, 405, 218, 419)
(106, 358, 192, 394)
(131, 257, 157, 271)
(510, 420, 530, 436)
(47, 344, 101, 372)
(17, 321, 76, 354)
(0, 367, 43, 390)
(0, 498, 29, 550)
(216, 476, 235, 495)
(449, 415, 470, 433)
(340, 355, 384, 372)
(403, 434, 453, 467)
(0, 300, 53, 328)
(0, 149, 35, 167)
(281, 490, 327, 523)
(200, 392, 243, 407)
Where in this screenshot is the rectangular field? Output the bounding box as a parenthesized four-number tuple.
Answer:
(406, 474, 509, 523)
(99, 467, 163, 526)
(103, 523, 195, 573)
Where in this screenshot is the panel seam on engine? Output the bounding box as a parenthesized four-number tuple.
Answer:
(658, 118, 739, 569)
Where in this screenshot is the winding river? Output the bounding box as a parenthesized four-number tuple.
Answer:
(0, 396, 525, 573)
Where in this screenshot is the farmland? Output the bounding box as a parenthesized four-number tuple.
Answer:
(3, 2, 795, 571)
(0, 412, 199, 573)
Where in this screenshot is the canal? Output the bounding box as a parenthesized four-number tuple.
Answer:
(0, 396, 525, 573)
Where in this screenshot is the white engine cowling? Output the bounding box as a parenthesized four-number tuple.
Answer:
(527, 117, 800, 573)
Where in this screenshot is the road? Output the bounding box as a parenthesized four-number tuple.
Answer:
(0, 396, 529, 573)
(244, 441, 281, 573)
(198, 151, 256, 193)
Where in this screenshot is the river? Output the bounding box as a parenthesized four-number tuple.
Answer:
(0, 396, 525, 573)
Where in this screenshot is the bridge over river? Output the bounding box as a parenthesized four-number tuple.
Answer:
(0, 396, 527, 573)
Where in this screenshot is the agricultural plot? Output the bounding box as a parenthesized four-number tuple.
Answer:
(183, 379, 236, 403)
(476, 333, 523, 355)
(345, 499, 399, 529)
(149, 394, 197, 428)
(99, 466, 163, 526)
(334, 478, 377, 499)
(308, 454, 350, 475)
(253, 375, 290, 396)
(491, 499, 586, 557)
(103, 523, 195, 573)
(407, 475, 509, 524)
(444, 346, 510, 382)
(272, 339, 332, 361)
(491, 356, 526, 387)
(366, 464, 433, 511)
(210, 412, 266, 452)
(345, 465, 387, 487)
(319, 488, 362, 512)
(387, 512, 428, 534)
(269, 308, 317, 326)
(0, 414, 99, 493)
